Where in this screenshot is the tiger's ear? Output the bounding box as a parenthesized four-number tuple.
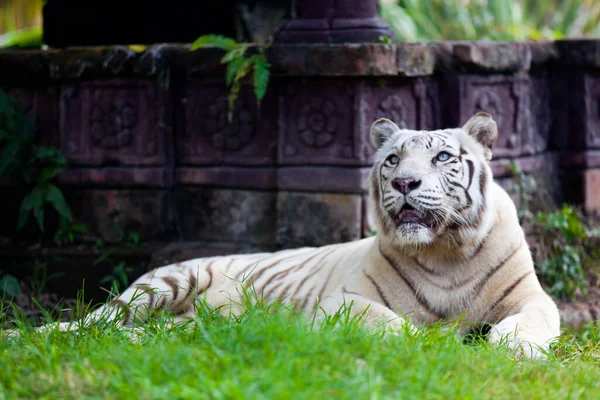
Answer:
(462, 112, 498, 161)
(370, 118, 400, 149)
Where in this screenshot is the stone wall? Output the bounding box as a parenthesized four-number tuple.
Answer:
(1, 40, 599, 262)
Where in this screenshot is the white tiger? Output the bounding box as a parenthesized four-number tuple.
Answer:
(8, 112, 561, 359)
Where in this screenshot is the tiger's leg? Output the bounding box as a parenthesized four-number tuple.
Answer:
(487, 294, 560, 359)
(317, 291, 416, 335)
(90, 261, 213, 326)
(23, 261, 213, 334)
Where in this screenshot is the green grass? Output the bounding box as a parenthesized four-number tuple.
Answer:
(2, 299, 600, 400)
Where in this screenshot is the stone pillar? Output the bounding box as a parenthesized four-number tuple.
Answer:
(275, 0, 395, 43)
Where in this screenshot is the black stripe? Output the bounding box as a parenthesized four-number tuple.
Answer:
(470, 171, 488, 229)
(135, 284, 155, 307)
(161, 276, 179, 302)
(109, 299, 131, 324)
(244, 252, 303, 288)
(379, 246, 444, 319)
(418, 195, 441, 201)
(411, 257, 441, 277)
(479, 169, 488, 197)
(316, 267, 337, 304)
(488, 271, 533, 314)
(299, 288, 314, 312)
(290, 267, 320, 302)
(474, 240, 524, 296)
(464, 159, 474, 205)
(414, 200, 439, 207)
(159, 296, 168, 309)
(364, 272, 393, 310)
(275, 281, 295, 302)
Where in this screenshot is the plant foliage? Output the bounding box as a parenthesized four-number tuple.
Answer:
(531, 205, 595, 301)
(508, 162, 597, 300)
(381, 0, 600, 41)
(0, 90, 72, 233)
(0, 271, 20, 298)
(189, 35, 270, 122)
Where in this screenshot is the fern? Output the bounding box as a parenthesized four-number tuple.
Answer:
(189, 35, 271, 122)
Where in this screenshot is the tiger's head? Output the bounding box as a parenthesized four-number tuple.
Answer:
(369, 112, 498, 249)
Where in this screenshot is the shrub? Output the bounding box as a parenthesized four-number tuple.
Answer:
(381, 0, 600, 41)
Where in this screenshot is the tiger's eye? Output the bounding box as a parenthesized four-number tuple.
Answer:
(387, 154, 399, 165)
(436, 152, 451, 162)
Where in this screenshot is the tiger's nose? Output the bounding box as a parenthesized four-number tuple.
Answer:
(392, 177, 421, 195)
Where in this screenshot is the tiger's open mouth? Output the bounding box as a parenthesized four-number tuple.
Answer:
(393, 203, 436, 229)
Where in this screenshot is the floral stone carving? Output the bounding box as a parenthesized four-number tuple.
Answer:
(204, 95, 256, 151)
(298, 98, 338, 148)
(376, 94, 407, 129)
(90, 93, 137, 149)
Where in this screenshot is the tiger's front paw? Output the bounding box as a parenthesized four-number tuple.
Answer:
(488, 316, 554, 360)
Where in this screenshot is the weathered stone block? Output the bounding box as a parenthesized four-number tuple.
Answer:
(60, 80, 172, 166)
(555, 39, 600, 67)
(276, 166, 370, 193)
(559, 151, 600, 168)
(584, 169, 600, 213)
(177, 80, 277, 166)
(441, 73, 543, 158)
(58, 167, 172, 187)
(176, 167, 276, 189)
(551, 72, 600, 150)
(175, 188, 276, 245)
(279, 79, 358, 166)
(65, 189, 175, 242)
(396, 44, 436, 77)
(276, 192, 362, 249)
(452, 42, 532, 72)
(269, 44, 398, 76)
(583, 75, 600, 149)
(525, 70, 551, 155)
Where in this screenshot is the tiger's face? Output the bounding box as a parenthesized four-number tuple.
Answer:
(369, 112, 498, 248)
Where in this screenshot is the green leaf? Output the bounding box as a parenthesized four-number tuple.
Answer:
(190, 35, 237, 51)
(0, 141, 20, 176)
(45, 184, 73, 222)
(17, 186, 44, 231)
(127, 232, 140, 245)
(226, 60, 254, 122)
(31, 146, 67, 165)
(252, 56, 271, 101)
(0, 274, 20, 297)
(39, 165, 66, 182)
(225, 57, 247, 87)
(221, 46, 247, 64)
(228, 80, 242, 123)
(32, 200, 45, 232)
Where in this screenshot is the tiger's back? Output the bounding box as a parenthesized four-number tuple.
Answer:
(101, 238, 373, 324)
